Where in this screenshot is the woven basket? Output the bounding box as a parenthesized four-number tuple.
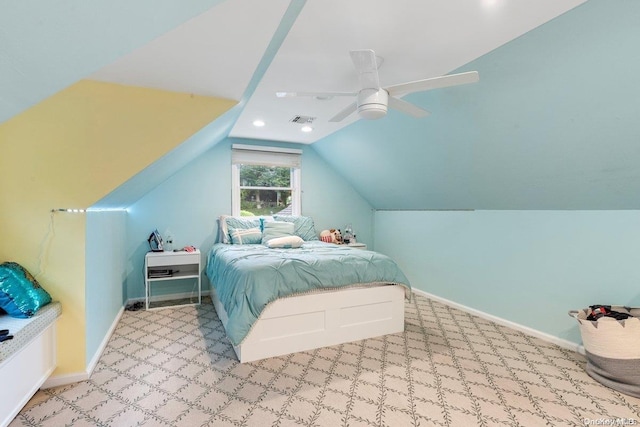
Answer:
(569, 306, 640, 397)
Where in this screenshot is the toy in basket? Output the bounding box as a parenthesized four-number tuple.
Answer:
(569, 305, 640, 397)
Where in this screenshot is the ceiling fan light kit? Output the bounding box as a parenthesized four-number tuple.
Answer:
(357, 88, 388, 120)
(277, 49, 479, 123)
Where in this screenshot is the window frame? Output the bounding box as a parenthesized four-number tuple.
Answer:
(231, 144, 301, 217)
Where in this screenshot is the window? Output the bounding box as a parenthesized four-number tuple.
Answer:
(231, 144, 301, 216)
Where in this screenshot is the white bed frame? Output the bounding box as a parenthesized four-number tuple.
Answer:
(211, 285, 406, 363)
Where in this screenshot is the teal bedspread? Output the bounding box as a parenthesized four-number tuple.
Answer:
(205, 241, 411, 345)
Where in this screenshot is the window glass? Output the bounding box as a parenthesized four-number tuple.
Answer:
(231, 145, 301, 217)
(240, 165, 290, 187)
(239, 165, 293, 216)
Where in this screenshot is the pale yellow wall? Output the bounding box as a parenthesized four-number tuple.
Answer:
(0, 80, 236, 375)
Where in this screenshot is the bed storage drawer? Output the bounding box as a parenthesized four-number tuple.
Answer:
(213, 285, 405, 363)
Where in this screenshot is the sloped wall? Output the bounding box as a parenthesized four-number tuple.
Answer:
(313, 0, 640, 210)
(0, 80, 235, 375)
(0, 0, 225, 124)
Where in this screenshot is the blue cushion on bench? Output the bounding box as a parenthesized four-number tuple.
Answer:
(0, 262, 52, 318)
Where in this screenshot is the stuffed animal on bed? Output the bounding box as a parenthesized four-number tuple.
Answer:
(319, 229, 343, 244)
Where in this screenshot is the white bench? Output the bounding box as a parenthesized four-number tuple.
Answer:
(0, 302, 61, 427)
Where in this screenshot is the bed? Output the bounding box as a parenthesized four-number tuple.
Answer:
(206, 216, 410, 362)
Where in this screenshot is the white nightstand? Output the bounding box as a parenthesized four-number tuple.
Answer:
(346, 242, 367, 250)
(144, 250, 201, 310)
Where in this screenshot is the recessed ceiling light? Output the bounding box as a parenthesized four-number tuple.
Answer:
(301, 126, 313, 133)
(253, 119, 265, 127)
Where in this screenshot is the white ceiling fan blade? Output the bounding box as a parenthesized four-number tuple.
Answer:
(350, 49, 380, 89)
(329, 101, 358, 122)
(388, 96, 431, 118)
(386, 71, 479, 97)
(276, 91, 357, 98)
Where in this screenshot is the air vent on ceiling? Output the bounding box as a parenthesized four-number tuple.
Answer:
(290, 115, 316, 125)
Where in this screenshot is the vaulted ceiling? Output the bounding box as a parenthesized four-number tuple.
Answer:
(3, 0, 640, 210)
(2, 0, 584, 141)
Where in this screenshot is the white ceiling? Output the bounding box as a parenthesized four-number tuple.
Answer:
(90, 0, 586, 144)
(89, 0, 291, 101)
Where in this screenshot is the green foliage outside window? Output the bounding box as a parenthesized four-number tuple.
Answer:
(239, 165, 290, 187)
(239, 165, 293, 216)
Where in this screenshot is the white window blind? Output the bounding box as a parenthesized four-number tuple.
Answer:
(231, 144, 301, 168)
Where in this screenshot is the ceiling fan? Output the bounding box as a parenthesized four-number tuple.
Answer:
(276, 49, 479, 122)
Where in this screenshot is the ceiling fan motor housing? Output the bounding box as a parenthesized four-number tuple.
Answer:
(357, 88, 388, 120)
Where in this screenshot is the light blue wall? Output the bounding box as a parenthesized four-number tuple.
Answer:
(300, 145, 374, 246)
(313, 0, 640, 210)
(85, 210, 127, 362)
(374, 210, 640, 344)
(311, 0, 640, 350)
(124, 137, 374, 300)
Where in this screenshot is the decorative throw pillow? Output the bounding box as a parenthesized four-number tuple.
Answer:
(267, 235, 304, 249)
(262, 221, 295, 244)
(219, 215, 267, 244)
(272, 215, 319, 241)
(228, 226, 262, 244)
(0, 262, 52, 318)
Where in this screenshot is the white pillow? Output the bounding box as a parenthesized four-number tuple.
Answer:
(262, 221, 295, 244)
(267, 235, 304, 249)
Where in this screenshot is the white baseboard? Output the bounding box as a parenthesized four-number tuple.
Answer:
(42, 306, 125, 389)
(86, 306, 125, 377)
(412, 289, 585, 355)
(42, 372, 90, 389)
(127, 289, 210, 305)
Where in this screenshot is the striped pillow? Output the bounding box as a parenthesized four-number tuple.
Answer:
(219, 215, 273, 244)
(228, 226, 262, 245)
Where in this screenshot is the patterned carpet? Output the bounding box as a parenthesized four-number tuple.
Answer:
(11, 293, 640, 426)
